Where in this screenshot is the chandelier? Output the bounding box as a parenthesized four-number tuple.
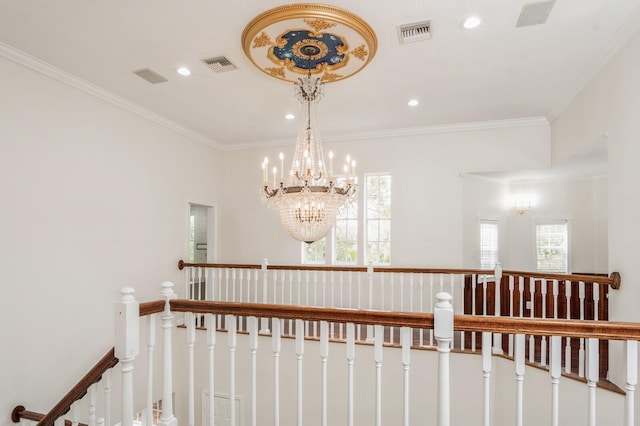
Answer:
(242, 3, 377, 243)
(261, 51, 356, 243)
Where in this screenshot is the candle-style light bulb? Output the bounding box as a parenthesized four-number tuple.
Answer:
(351, 160, 356, 178)
(279, 152, 284, 178)
(328, 151, 334, 176)
(272, 166, 277, 188)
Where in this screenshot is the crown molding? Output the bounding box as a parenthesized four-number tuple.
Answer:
(221, 116, 550, 151)
(0, 42, 221, 150)
(549, 3, 640, 121)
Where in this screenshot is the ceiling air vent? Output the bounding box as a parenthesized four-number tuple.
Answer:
(398, 20, 432, 44)
(133, 68, 168, 84)
(202, 56, 237, 73)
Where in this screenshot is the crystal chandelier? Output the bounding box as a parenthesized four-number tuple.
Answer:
(261, 51, 356, 243)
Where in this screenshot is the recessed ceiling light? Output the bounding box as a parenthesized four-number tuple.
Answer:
(408, 99, 419, 107)
(177, 67, 191, 76)
(285, 113, 295, 120)
(462, 16, 482, 29)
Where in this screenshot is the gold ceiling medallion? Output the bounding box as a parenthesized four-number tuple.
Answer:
(242, 4, 377, 83)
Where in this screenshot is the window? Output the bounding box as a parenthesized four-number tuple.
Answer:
(365, 174, 391, 265)
(536, 221, 568, 273)
(334, 191, 358, 264)
(479, 220, 498, 269)
(300, 173, 392, 265)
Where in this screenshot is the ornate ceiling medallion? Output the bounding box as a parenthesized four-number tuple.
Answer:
(242, 4, 377, 83)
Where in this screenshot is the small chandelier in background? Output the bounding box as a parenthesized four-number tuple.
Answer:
(243, 3, 377, 243)
(513, 194, 536, 214)
(261, 58, 356, 243)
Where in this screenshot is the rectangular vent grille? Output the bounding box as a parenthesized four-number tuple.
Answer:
(517, 0, 556, 27)
(202, 56, 237, 73)
(398, 20, 432, 44)
(133, 68, 168, 84)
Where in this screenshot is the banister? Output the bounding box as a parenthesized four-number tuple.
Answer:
(170, 298, 640, 341)
(170, 300, 434, 329)
(14, 348, 119, 426)
(177, 260, 621, 288)
(11, 406, 88, 426)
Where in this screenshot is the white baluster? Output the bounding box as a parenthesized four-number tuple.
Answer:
(593, 283, 600, 321)
(296, 319, 305, 426)
(389, 273, 395, 343)
(493, 263, 503, 354)
(401, 327, 411, 426)
(579, 281, 586, 377)
(459, 275, 465, 351)
(103, 369, 112, 426)
(206, 314, 216, 426)
(420, 274, 425, 347)
(471, 274, 477, 352)
(227, 314, 237, 426)
(145, 315, 155, 426)
(273, 317, 281, 426)
(186, 312, 196, 426)
(434, 293, 453, 426)
(529, 278, 535, 363)
(239, 269, 244, 302)
(482, 332, 492, 426)
(253, 267, 259, 303)
(541, 279, 547, 366)
(320, 321, 329, 426)
(374, 324, 383, 426)
(625, 340, 637, 426)
(430, 274, 435, 347)
(115, 287, 139, 426)
(367, 264, 375, 343)
(508, 275, 515, 357)
(158, 282, 177, 426)
(198, 267, 203, 300)
(565, 280, 572, 374)
(346, 323, 355, 426)
(587, 337, 599, 426)
(482, 274, 487, 316)
(550, 335, 562, 426)
(281, 270, 286, 306)
(89, 383, 97, 426)
(71, 401, 79, 426)
(400, 273, 405, 313)
(514, 334, 525, 426)
(289, 270, 294, 335)
(225, 268, 230, 301)
(261, 260, 269, 333)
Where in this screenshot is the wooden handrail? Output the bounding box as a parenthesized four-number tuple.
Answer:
(12, 406, 88, 426)
(177, 260, 621, 288)
(18, 348, 119, 426)
(170, 299, 434, 329)
(170, 299, 640, 341)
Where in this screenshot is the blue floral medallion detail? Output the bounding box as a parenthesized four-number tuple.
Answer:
(271, 30, 347, 71)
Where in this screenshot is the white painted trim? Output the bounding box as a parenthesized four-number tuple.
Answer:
(0, 41, 550, 153)
(0, 42, 221, 150)
(225, 117, 550, 151)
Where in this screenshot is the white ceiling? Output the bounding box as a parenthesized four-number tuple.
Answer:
(1, 0, 639, 162)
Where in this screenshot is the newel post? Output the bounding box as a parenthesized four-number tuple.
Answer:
(158, 282, 178, 426)
(115, 287, 139, 426)
(434, 292, 454, 426)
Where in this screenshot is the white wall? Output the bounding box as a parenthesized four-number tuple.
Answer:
(218, 124, 550, 267)
(551, 18, 640, 387)
(0, 55, 222, 424)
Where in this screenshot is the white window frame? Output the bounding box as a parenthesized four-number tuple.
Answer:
(535, 218, 570, 273)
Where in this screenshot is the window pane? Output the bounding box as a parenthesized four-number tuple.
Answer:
(366, 174, 391, 265)
(302, 238, 326, 264)
(479, 221, 498, 269)
(536, 223, 568, 273)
